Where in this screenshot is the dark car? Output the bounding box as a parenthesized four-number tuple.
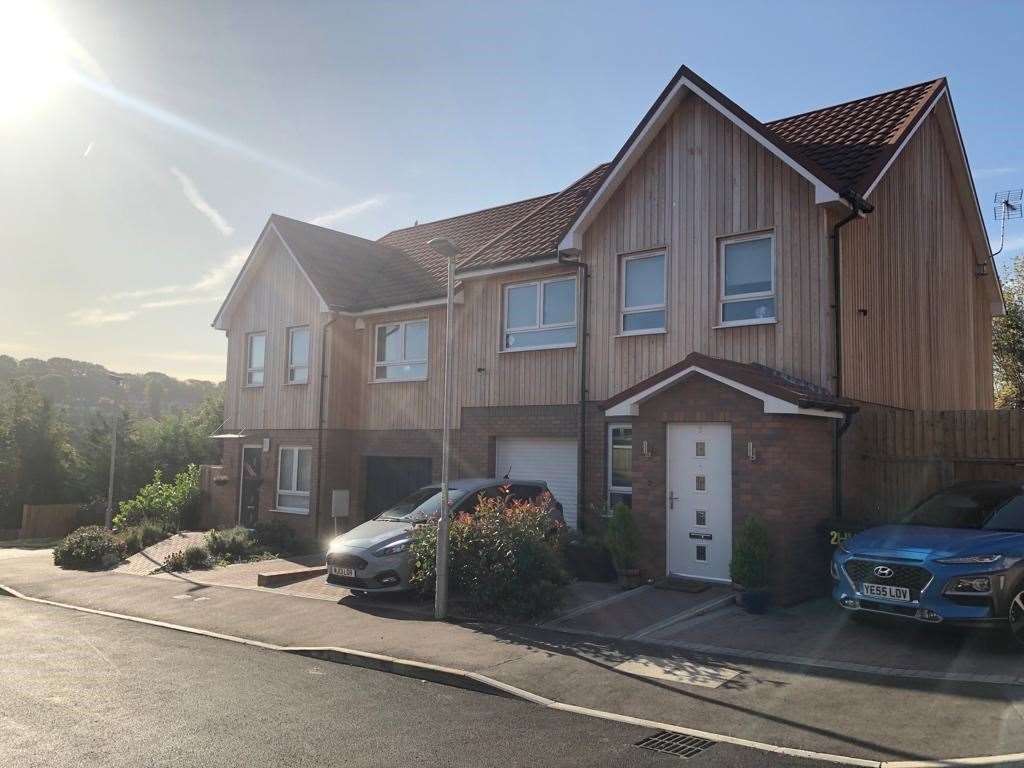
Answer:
(325, 478, 563, 594)
(832, 481, 1024, 646)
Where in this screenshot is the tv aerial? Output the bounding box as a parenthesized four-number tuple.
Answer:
(992, 189, 1022, 257)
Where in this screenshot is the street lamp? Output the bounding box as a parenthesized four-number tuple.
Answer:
(104, 373, 124, 529)
(427, 236, 459, 620)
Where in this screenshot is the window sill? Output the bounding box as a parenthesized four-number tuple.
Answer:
(713, 318, 777, 329)
(369, 377, 428, 384)
(499, 343, 577, 353)
(283, 381, 309, 386)
(271, 507, 310, 516)
(615, 329, 666, 338)
(242, 384, 264, 389)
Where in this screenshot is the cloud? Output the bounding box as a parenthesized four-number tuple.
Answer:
(143, 351, 225, 363)
(973, 167, 1016, 181)
(140, 295, 222, 309)
(68, 308, 137, 326)
(311, 195, 386, 227)
(170, 166, 234, 236)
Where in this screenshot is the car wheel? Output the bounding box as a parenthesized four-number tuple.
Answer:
(1010, 589, 1024, 649)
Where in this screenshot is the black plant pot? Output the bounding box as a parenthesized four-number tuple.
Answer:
(738, 588, 770, 614)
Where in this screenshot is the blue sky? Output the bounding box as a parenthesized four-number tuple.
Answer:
(1, 0, 1021, 381)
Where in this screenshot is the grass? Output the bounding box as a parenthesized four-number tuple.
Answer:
(0, 537, 61, 550)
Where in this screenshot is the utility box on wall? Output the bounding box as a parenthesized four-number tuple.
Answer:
(331, 490, 350, 518)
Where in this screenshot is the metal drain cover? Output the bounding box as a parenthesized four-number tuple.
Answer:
(635, 731, 714, 759)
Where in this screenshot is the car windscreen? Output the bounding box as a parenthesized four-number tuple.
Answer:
(376, 487, 467, 523)
(900, 487, 1024, 532)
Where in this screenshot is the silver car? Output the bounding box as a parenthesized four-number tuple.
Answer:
(325, 477, 563, 594)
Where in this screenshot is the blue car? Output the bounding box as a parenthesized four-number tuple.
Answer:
(832, 481, 1024, 646)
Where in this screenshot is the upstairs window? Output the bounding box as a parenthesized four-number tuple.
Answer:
(621, 252, 666, 333)
(287, 326, 310, 384)
(277, 446, 311, 513)
(375, 319, 428, 381)
(720, 233, 775, 325)
(607, 424, 633, 511)
(245, 332, 266, 386)
(503, 276, 577, 351)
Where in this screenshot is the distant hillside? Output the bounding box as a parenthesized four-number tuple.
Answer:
(0, 355, 222, 436)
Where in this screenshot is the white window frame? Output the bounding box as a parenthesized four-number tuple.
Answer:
(607, 423, 633, 511)
(501, 275, 577, 352)
(286, 325, 310, 384)
(718, 231, 776, 328)
(276, 446, 312, 514)
(372, 318, 429, 382)
(620, 251, 667, 335)
(245, 332, 266, 387)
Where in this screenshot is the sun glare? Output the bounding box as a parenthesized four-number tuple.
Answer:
(0, 1, 74, 121)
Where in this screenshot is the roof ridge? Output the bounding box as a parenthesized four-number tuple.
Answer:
(270, 213, 418, 261)
(764, 77, 945, 127)
(378, 192, 556, 238)
(457, 162, 611, 269)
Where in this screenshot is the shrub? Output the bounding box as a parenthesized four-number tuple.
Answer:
(730, 516, 771, 590)
(120, 519, 169, 555)
(252, 519, 296, 553)
(114, 465, 200, 532)
(604, 503, 640, 572)
(163, 543, 210, 572)
(205, 526, 255, 560)
(53, 526, 127, 569)
(410, 494, 569, 620)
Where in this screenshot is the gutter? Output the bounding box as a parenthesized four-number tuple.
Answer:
(829, 192, 874, 520)
(557, 249, 590, 532)
(314, 312, 340, 543)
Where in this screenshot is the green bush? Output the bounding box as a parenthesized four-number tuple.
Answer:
(120, 519, 169, 555)
(205, 526, 255, 560)
(53, 526, 127, 569)
(730, 516, 771, 590)
(113, 465, 200, 532)
(163, 543, 210, 572)
(604, 503, 640, 571)
(410, 494, 569, 620)
(252, 519, 296, 553)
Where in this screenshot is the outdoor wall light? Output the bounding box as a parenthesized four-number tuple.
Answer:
(747, 441, 757, 462)
(642, 440, 653, 458)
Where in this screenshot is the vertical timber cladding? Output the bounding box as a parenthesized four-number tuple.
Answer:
(580, 94, 835, 403)
(839, 103, 995, 411)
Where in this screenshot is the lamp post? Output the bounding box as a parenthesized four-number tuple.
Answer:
(104, 374, 124, 529)
(427, 236, 459, 620)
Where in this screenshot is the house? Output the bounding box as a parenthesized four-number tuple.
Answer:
(208, 65, 1002, 603)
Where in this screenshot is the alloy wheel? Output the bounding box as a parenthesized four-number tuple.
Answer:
(1010, 590, 1024, 648)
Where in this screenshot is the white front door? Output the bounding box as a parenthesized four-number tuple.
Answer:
(666, 423, 732, 582)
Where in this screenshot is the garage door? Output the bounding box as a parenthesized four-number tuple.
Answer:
(495, 437, 578, 528)
(364, 457, 433, 517)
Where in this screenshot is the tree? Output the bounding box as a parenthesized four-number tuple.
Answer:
(994, 253, 1024, 409)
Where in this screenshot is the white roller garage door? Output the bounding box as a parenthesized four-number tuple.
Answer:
(495, 437, 578, 528)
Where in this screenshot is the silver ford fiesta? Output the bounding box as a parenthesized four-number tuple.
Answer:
(325, 477, 563, 594)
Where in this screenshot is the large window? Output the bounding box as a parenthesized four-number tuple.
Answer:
(245, 332, 266, 386)
(621, 252, 666, 333)
(607, 424, 633, 511)
(277, 446, 312, 513)
(287, 326, 310, 384)
(503, 276, 577, 350)
(375, 319, 428, 381)
(720, 233, 775, 325)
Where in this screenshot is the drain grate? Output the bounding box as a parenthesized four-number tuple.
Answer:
(635, 731, 714, 759)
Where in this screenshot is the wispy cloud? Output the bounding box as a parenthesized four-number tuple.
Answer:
(69, 308, 138, 327)
(83, 142, 94, 158)
(170, 166, 234, 236)
(311, 195, 386, 227)
(974, 167, 1017, 181)
(140, 295, 223, 309)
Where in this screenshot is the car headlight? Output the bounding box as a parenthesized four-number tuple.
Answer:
(374, 539, 411, 557)
(935, 554, 1003, 565)
(327, 539, 346, 555)
(838, 539, 852, 555)
(945, 576, 992, 594)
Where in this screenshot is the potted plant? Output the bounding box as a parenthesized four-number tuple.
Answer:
(730, 516, 771, 613)
(604, 503, 642, 589)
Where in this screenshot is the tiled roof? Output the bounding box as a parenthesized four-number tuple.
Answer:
(269, 214, 444, 312)
(602, 352, 859, 413)
(457, 163, 611, 272)
(378, 194, 554, 283)
(765, 78, 946, 195)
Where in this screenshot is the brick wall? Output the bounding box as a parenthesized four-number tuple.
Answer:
(632, 375, 835, 605)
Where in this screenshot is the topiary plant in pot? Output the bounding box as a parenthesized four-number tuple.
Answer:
(730, 516, 772, 613)
(604, 503, 642, 589)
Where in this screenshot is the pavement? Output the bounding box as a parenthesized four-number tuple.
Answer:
(3, 597, 820, 768)
(3, 548, 1024, 764)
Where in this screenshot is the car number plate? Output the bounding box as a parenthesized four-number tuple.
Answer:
(329, 566, 356, 578)
(861, 582, 911, 602)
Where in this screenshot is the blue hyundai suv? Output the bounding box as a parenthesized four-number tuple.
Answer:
(832, 481, 1024, 645)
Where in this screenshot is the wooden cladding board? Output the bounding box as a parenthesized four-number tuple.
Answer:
(840, 101, 994, 410)
(223, 231, 325, 430)
(580, 94, 834, 401)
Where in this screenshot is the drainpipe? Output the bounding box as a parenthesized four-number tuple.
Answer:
(314, 312, 339, 543)
(558, 249, 589, 532)
(830, 191, 873, 520)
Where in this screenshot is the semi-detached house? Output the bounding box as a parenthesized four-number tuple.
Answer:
(208, 65, 1003, 603)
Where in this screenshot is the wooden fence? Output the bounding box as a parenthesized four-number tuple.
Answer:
(843, 407, 1024, 523)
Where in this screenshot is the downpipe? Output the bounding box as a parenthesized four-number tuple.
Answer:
(558, 249, 589, 532)
(314, 312, 340, 543)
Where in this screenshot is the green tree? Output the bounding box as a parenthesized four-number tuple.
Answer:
(994, 253, 1024, 408)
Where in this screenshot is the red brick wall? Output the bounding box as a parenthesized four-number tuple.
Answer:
(631, 375, 836, 605)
